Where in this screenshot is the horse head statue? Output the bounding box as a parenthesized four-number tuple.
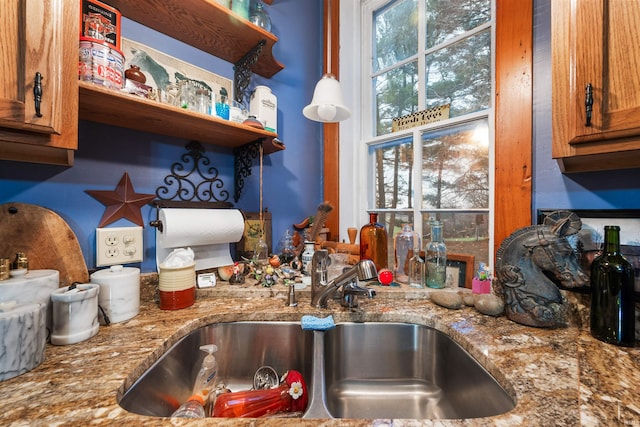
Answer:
(494, 210, 589, 328)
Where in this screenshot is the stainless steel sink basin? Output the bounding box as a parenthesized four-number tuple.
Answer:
(119, 321, 514, 420)
(118, 321, 314, 417)
(319, 322, 515, 419)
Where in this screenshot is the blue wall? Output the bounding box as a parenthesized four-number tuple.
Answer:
(2, 0, 639, 273)
(532, 0, 640, 215)
(0, 1, 323, 273)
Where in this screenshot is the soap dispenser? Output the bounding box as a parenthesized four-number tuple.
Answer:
(192, 344, 219, 405)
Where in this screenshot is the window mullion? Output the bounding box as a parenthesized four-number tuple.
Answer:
(417, 0, 426, 111)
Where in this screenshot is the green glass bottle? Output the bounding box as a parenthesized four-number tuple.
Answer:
(589, 225, 635, 347)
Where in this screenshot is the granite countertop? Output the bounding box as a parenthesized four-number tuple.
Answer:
(0, 277, 638, 426)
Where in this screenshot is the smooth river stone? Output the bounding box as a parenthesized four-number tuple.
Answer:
(430, 290, 463, 309)
(474, 293, 505, 316)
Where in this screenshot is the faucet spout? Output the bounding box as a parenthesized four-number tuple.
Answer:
(310, 250, 330, 307)
(312, 259, 378, 309)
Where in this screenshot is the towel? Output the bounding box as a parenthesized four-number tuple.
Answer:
(301, 315, 336, 331)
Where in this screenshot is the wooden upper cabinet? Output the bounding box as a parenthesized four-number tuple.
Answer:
(552, 0, 640, 172)
(0, 0, 79, 165)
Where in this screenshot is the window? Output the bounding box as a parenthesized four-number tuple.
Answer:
(349, 0, 494, 272)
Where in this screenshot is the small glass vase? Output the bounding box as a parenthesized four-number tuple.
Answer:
(250, 0, 272, 32)
(425, 220, 447, 289)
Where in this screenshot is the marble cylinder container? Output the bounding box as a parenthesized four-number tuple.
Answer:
(0, 303, 47, 381)
(50, 284, 99, 345)
(0, 269, 59, 331)
(90, 265, 140, 325)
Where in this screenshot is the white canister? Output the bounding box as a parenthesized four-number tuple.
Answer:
(249, 85, 277, 133)
(0, 303, 47, 381)
(90, 265, 140, 325)
(50, 284, 99, 345)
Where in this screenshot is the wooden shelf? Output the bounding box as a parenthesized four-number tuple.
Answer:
(78, 81, 284, 154)
(102, 0, 283, 78)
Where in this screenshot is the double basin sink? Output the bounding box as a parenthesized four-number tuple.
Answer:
(119, 321, 515, 420)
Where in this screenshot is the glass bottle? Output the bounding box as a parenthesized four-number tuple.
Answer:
(408, 237, 425, 288)
(171, 394, 206, 418)
(589, 225, 635, 347)
(425, 220, 447, 289)
(279, 229, 295, 265)
(359, 212, 388, 271)
(215, 87, 230, 119)
(301, 241, 315, 276)
(250, 0, 272, 32)
(254, 234, 269, 266)
(394, 224, 414, 283)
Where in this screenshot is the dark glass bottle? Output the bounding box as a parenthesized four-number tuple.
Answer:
(590, 225, 635, 347)
(359, 212, 388, 271)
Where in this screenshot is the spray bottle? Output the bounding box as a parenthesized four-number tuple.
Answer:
(192, 344, 219, 405)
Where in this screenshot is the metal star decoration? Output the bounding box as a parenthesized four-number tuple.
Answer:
(86, 173, 156, 227)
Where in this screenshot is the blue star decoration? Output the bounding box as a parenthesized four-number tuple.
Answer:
(86, 173, 156, 228)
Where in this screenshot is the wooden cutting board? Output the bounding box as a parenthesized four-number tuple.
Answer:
(0, 202, 89, 286)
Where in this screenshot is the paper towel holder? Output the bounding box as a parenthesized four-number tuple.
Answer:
(149, 200, 235, 233)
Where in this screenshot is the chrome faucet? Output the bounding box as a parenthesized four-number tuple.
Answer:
(311, 256, 378, 309)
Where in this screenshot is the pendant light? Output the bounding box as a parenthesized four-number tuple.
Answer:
(303, 0, 351, 122)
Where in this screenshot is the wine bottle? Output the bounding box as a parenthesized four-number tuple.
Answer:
(590, 225, 635, 347)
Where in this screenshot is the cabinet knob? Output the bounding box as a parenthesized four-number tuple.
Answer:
(33, 72, 43, 118)
(585, 83, 593, 126)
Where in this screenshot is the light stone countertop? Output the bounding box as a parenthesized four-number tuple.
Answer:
(0, 276, 638, 426)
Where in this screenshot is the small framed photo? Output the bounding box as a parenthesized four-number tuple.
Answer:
(236, 211, 272, 260)
(446, 253, 475, 289)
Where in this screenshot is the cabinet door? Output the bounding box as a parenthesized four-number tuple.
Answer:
(570, 0, 640, 144)
(0, 0, 68, 134)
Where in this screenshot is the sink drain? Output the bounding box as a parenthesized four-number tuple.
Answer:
(253, 366, 279, 390)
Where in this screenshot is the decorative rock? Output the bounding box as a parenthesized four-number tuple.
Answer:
(461, 291, 475, 307)
(430, 291, 463, 309)
(474, 294, 504, 317)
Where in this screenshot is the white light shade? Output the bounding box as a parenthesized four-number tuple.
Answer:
(303, 74, 351, 122)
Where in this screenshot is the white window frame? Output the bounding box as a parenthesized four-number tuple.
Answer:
(338, 0, 495, 265)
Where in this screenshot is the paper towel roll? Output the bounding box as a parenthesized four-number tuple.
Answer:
(156, 208, 245, 271)
(158, 208, 244, 248)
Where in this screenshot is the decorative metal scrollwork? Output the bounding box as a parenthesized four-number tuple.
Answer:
(234, 40, 266, 107)
(233, 140, 263, 203)
(155, 141, 230, 202)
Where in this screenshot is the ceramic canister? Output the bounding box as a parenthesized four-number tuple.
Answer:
(0, 303, 47, 381)
(158, 263, 196, 310)
(90, 265, 140, 325)
(50, 284, 99, 346)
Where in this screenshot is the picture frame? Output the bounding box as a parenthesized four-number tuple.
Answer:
(537, 209, 640, 299)
(121, 37, 233, 106)
(236, 211, 272, 260)
(446, 253, 475, 289)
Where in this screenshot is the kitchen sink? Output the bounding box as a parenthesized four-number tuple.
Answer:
(119, 321, 514, 420)
(118, 321, 314, 417)
(319, 322, 515, 419)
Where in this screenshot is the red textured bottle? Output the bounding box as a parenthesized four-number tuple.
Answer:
(359, 212, 388, 271)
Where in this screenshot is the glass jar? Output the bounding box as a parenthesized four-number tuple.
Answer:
(250, 0, 272, 32)
(231, 0, 249, 19)
(359, 212, 388, 271)
(425, 220, 447, 289)
(590, 225, 636, 346)
(195, 88, 211, 115)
